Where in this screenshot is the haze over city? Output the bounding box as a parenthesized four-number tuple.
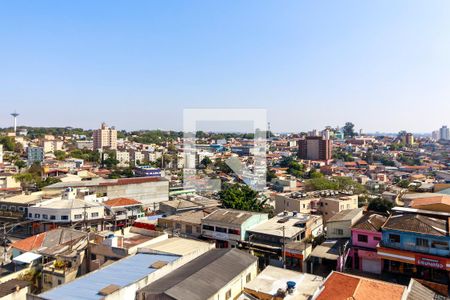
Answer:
(1, 1, 450, 133)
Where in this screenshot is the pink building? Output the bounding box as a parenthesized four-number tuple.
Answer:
(350, 213, 387, 274)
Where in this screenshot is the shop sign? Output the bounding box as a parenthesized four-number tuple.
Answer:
(415, 255, 446, 270)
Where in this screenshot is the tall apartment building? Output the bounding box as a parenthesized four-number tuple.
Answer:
(27, 147, 44, 165)
(93, 122, 117, 150)
(402, 133, 414, 146)
(41, 139, 64, 153)
(298, 135, 332, 161)
(439, 125, 449, 140)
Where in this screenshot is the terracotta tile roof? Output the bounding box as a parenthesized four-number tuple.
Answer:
(103, 197, 142, 207)
(316, 272, 406, 300)
(11, 232, 46, 252)
(352, 213, 387, 232)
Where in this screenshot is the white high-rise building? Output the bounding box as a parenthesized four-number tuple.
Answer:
(439, 126, 449, 140)
(93, 123, 117, 150)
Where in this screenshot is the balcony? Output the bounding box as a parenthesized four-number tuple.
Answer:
(380, 240, 450, 258)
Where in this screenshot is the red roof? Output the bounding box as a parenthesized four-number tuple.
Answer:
(316, 272, 405, 300)
(103, 197, 142, 207)
(11, 232, 46, 252)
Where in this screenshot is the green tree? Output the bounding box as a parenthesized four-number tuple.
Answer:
(309, 170, 324, 179)
(13, 173, 39, 191)
(368, 198, 393, 213)
(343, 122, 356, 138)
(36, 177, 61, 190)
(219, 184, 267, 212)
(54, 150, 66, 161)
(305, 177, 339, 191)
(397, 180, 410, 188)
(0, 136, 15, 151)
(200, 157, 212, 167)
(266, 168, 277, 182)
(14, 160, 27, 170)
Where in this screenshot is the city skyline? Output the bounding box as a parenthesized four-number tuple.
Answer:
(1, 1, 450, 132)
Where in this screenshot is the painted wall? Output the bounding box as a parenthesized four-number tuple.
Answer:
(382, 229, 450, 257)
(351, 229, 381, 249)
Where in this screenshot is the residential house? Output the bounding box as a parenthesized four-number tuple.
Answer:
(317, 194, 359, 223)
(274, 193, 318, 214)
(27, 188, 106, 232)
(350, 212, 387, 274)
(201, 209, 268, 248)
(42, 177, 169, 210)
(377, 212, 450, 284)
(326, 208, 364, 239)
(103, 197, 145, 228)
(158, 210, 208, 238)
(245, 212, 322, 268)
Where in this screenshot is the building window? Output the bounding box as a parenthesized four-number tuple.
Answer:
(373, 236, 381, 241)
(357, 234, 368, 243)
(416, 238, 429, 248)
(50, 215, 56, 220)
(202, 225, 214, 231)
(61, 215, 69, 220)
(389, 234, 400, 243)
(431, 241, 449, 250)
(91, 212, 99, 218)
(34, 213, 40, 218)
(246, 273, 252, 283)
(225, 289, 231, 300)
(216, 227, 227, 233)
(74, 214, 82, 220)
(9, 206, 16, 212)
(334, 228, 343, 235)
(28, 213, 32, 218)
(18, 207, 25, 212)
(42, 214, 48, 220)
(186, 225, 192, 234)
(228, 228, 240, 235)
(0, 205, 6, 210)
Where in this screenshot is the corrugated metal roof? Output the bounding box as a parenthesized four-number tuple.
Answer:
(407, 279, 447, 300)
(39, 252, 180, 300)
(138, 249, 257, 300)
(203, 209, 265, 225)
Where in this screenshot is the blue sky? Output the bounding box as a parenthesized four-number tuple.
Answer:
(1, 1, 449, 133)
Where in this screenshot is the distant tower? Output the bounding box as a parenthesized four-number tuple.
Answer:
(11, 111, 19, 133)
(267, 122, 271, 139)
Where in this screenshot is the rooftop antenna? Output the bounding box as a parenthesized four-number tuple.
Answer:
(10, 111, 19, 134)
